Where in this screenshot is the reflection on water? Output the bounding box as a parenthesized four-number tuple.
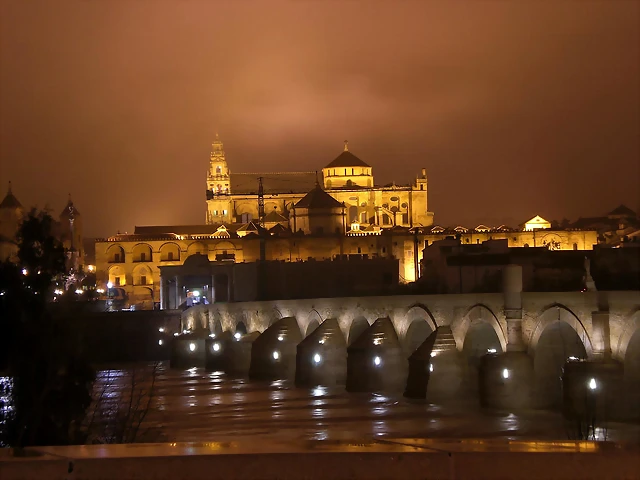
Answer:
(3, 363, 639, 444)
(87, 362, 640, 444)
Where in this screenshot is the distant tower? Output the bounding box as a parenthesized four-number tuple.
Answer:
(60, 195, 83, 272)
(206, 134, 233, 224)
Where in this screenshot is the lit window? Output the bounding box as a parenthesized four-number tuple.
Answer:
(223, 209, 228, 215)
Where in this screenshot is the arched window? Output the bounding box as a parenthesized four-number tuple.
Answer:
(382, 214, 391, 225)
(216, 166, 221, 174)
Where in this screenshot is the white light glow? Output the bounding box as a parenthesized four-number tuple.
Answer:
(313, 353, 321, 364)
(589, 378, 597, 390)
(158, 327, 165, 333)
(96, 288, 105, 294)
(54, 289, 63, 295)
(209, 333, 215, 338)
(234, 332, 241, 340)
(173, 332, 179, 337)
(192, 290, 200, 297)
(75, 289, 83, 295)
(21, 268, 27, 276)
(502, 368, 510, 379)
(568, 356, 579, 361)
(213, 343, 221, 352)
(487, 348, 497, 354)
(430, 352, 436, 358)
(373, 338, 381, 346)
(429, 363, 434, 373)
(158, 339, 163, 346)
(318, 338, 325, 344)
(373, 356, 381, 366)
(273, 351, 280, 360)
(183, 329, 188, 334)
(107, 282, 113, 289)
(189, 343, 196, 352)
(277, 335, 284, 341)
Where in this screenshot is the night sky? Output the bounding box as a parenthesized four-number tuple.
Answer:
(1, 0, 638, 237)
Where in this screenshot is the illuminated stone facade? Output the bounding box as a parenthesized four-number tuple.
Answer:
(94, 137, 604, 310)
(206, 137, 433, 228)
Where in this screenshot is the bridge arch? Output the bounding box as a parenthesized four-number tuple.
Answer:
(618, 308, 640, 382)
(528, 303, 593, 358)
(305, 309, 323, 337)
(235, 321, 248, 335)
(347, 316, 370, 346)
(404, 304, 438, 354)
(455, 303, 506, 352)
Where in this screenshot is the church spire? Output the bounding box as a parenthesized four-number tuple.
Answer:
(344, 140, 349, 152)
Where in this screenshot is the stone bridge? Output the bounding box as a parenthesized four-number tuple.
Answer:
(175, 267, 640, 418)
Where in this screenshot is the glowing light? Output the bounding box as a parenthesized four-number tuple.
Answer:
(209, 333, 215, 338)
(502, 368, 510, 379)
(487, 348, 497, 354)
(373, 338, 381, 346)
(54, 289, 63, 295)
(158, 327, 165, 333)
(373, 356, 381, 366)
(75, 289, 83, 295)
(568, 356, 579, 361)
(183, 329, 189, 334)
(429, 363, 434, 373)
(213, 342, 221, 352)
(107, 282, 113, 289)
(87, 265, 96, 272)
(430, 352, 436, 358)
(272, 351, 280, 360)
(192, 290, 200, 297)
(158, 339, 163, 346)
(21, 268, 27, 276)
(277, 335, 284, 341)
(589, 378, 597, 390)
(313, 353, 321, 364)
(173, 332, 179, 337)
(234, 332, 241, 340)
(189, 343, 196, 352)
(96, 288, 105, 294)
(318, 338, 325, 344)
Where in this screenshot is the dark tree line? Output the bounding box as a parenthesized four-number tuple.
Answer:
(0, 209, 94, 447)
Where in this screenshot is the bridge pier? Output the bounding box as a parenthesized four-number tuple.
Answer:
(249, 317, 302, 381)
(346, 317, 408, 393)
(480, 265, 534, 410)
(295, 318, 347, 387)
(170, 332, 208, 369)
(405, 326, 464, 401)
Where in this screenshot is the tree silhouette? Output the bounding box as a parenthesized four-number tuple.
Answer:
(0, 209, 94, 447)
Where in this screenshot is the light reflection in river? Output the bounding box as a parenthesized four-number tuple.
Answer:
(46, 362, 639, 444)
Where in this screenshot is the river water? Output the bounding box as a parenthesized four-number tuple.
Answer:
(88, 362, 640, 444)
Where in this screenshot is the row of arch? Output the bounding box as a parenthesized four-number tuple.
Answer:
(187, 303, 640, 405)
(106, 241, 239, 263)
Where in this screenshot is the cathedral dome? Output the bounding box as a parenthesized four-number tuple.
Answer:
(325, 149, 370, 169)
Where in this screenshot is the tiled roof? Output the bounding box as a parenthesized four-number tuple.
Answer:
(294, 186, 344, 209)
(134, 224, 238, 235)
(263, 210, 288, 223)
(608, 204, 636, 217)
(325, 151, 370, 169)
(229, 172, 318, 195)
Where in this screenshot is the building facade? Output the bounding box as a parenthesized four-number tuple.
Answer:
(94, 137, 603, 310)
(205, 137, 434, 229)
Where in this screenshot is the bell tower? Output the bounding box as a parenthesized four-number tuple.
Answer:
(206, 134, 233, 224)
